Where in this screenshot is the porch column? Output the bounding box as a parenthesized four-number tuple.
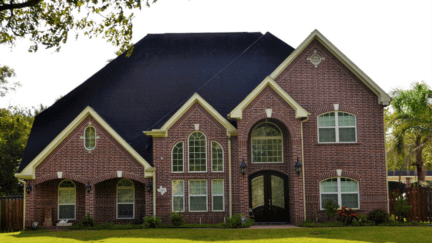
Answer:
(85, 183, 96, 218)
(144, 178, 153, 216)
(25, 180, 36, 228)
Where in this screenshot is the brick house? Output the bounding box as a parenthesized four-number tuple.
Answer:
(15, 30, 391, 227)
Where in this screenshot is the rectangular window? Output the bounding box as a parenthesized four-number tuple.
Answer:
(189, 180, 207, 212)
(172, 180, 184, 212)
(212, 179, 224, 211)
(318, 112, 356, 143)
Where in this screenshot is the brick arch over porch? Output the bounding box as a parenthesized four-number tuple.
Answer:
(33, 172, 87, 185)
(91, 171, 146, 185)
(316, 170, 362, 182)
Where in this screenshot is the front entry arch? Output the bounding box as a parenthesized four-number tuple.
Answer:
(249, 171, 289, 222)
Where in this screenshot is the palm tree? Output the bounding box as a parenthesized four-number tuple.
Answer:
(390, 82, 432, 182)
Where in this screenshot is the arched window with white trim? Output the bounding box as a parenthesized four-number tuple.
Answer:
(320, 177, 359, 210)
(251, 122, 283, 163)
(189, 132, 207, 172)
(211, 141, 223, 172)
(172, 142, 184, 173)
(318, 112, 357, 143)
(117, 179, 135, 219)
(84, 126, 96, 150)
(58, 180, 76, 220)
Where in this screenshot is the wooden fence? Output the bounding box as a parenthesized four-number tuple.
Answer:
(0, 196, 23, 232)
(389, 187, 432, 222)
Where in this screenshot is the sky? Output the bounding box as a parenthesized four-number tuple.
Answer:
(1, 0, 431, 109)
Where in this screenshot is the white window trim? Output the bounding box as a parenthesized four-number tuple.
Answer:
(172, 141, 184, 173)
(251, 121, 284, 164)
(319, 177, 360, 210)
(188, 132, 207, 173)
(211, 179, 225, 212)
(317, 112, 357, 144)
(188, 179, 208, 212)
(172, 180, 185, 212)
(211, 141, 224, 172)
(58, 180, 76, 220)
(116, 178, 135, 219)
(84, 126, 97, 150)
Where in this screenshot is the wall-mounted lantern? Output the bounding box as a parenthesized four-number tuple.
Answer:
(295, 157, 302, 176)
(240, 159, 247, 177)
(26, 185, 32, 194)
(147, 182, 153, 193)
(86, 182, 91, 193)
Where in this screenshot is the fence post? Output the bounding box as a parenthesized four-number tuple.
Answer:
(428, 186, 431, 224)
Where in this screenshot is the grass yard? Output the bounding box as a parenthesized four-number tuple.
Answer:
(1, 226, 432, 243)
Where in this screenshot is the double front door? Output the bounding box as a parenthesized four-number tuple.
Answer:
(249, 171, 289, 222)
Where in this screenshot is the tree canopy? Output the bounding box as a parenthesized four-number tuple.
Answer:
(1, 0, 156, 55)
(0, 65, 19, 97)
(387, 82, 432, 182)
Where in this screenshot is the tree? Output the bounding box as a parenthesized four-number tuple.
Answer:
(0, 107, 33, 196)
(389, 82, 432, 182)
(1, 0, 157, 56)
(0, 65, 20, 97)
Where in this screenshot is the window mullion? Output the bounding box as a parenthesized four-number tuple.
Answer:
(335, 112, 339, 143)
(337, 177, 342, 207)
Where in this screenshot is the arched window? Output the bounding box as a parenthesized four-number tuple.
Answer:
(84, 126, 96, 150)
(117, 179, 134, 219)
(189, 132, 207, 172)
(211, 141, 223, 172)
(320, 177, 359, 210)
(58, 180, 76, 220)
(251, 122, 283, 163)
(318, 112, 356, 143)
(172, 142, 184, 173)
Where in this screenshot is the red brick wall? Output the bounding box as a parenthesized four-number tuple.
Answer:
(153, 103, 230, 224)
(275, 39, 387, 221)
(25, 115, 147, 226)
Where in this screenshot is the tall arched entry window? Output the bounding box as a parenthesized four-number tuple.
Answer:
(251, 122, 283, 163)
(58, 180, 76, 220)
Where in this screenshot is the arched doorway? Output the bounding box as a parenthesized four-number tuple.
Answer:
(249, 170, 289, 222)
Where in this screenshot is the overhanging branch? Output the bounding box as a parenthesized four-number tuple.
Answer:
(0, 0, 42, 12)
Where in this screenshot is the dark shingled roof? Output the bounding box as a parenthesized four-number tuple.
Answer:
(19, 32, 295, 171)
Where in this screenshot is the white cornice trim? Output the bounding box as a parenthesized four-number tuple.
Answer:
(143, 93, 238, 137)
(229, 76, 309, 119)
(270, 29, 391, 105)
(16, 106, 153, 179)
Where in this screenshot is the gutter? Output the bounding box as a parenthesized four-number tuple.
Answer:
(301, 116, 310, 221)
(18, 179, 26, 231)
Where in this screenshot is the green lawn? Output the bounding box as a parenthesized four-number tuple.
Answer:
(1, 227, 432, 243)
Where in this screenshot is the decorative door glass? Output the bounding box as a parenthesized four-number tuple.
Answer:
(271, 175, 284, 208)
(251, 175, 264, 209)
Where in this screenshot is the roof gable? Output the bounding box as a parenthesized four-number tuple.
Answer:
(16, 106, 153, 179)
(144, 93, 237, 137)
(270, 30, 391, 105)
(229, 76, 309, 119)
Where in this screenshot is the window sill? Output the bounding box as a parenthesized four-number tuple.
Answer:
(315, 143, 361, 146)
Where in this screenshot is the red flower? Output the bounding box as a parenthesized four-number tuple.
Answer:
(342, 213, 347, 216)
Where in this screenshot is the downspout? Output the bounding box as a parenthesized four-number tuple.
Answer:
(18, 178, 26, 231)
(301, 116, 310, 221)
(384, 114, 390, 213)
(153, 169, 156, 216)
(228, 135, 232, 217)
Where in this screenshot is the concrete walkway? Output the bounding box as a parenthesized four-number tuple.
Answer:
(247, 225, 299, 229)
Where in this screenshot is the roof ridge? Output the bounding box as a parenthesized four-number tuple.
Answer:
(148, 33, 266, 130)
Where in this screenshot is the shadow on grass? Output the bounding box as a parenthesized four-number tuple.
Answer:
(6, 226, 432, 243)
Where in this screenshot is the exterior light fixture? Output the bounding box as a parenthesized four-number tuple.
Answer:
(240, 159, 247, 177)
(86, 182, 91, 193)
(295, 157, 302, 176)
(147, 182, 153, 193)
(26, 185, 32, 194)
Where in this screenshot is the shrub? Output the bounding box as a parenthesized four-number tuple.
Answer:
(225, 213, 242, 228)
(323, 200, 339, 221)
(352, 213, 368, 226)
(81, 213, 96, 228)
(389, 214, 396, 222)
(367, 209, 389, 225)
(336, 207, 358, 225)
(393, 193, 412, 222)
(144, 216, 162, 228)
(169, 212, 185, 226)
